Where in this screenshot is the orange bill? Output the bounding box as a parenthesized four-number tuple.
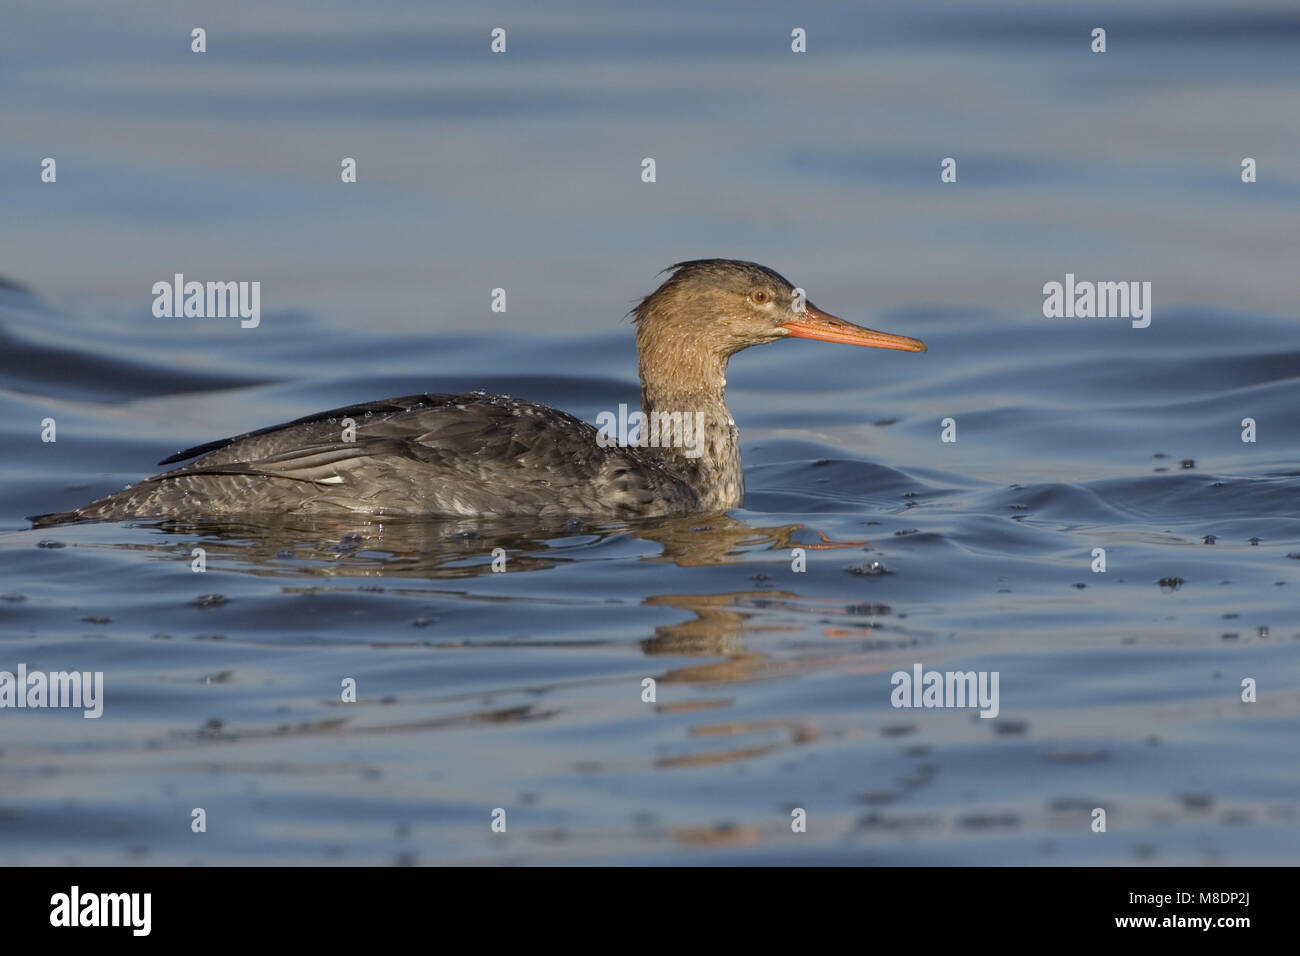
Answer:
(782, 303, 926, 352)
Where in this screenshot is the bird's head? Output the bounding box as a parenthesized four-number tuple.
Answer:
(633, 259, 927, 359)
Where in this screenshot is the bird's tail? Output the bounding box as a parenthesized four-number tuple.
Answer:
(28, 509, 85, 528)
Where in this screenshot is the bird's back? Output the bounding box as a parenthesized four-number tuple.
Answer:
(29, 392, 700, 525)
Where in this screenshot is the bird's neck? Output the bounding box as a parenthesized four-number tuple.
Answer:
(636, 338, 743, 510)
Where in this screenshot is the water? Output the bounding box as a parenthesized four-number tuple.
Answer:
(2, 0, 1299, 865)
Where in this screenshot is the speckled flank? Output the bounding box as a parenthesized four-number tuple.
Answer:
(31, 393, 701, 524)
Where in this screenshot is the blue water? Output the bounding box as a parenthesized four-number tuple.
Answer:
(1, 0, 1298, 865)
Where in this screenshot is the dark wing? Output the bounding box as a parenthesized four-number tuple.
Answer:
(156, 394, 443, 465)
(79, 392, 699, 519)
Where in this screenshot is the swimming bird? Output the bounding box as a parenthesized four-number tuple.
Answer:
(30, 260, 925, 526)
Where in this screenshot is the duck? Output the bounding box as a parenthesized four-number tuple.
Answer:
(30, 259, 925, 526)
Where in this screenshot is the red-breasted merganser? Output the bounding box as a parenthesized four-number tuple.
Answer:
(31, 260, 925, 526)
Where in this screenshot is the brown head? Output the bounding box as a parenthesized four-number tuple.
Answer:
(632, 259, 925, 401)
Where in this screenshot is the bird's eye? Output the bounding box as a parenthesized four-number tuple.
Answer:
(751, 289, 771, 304)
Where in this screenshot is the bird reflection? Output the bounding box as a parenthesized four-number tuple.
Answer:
(118, 510, 861, 578)
(67, 511, 908, 776)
